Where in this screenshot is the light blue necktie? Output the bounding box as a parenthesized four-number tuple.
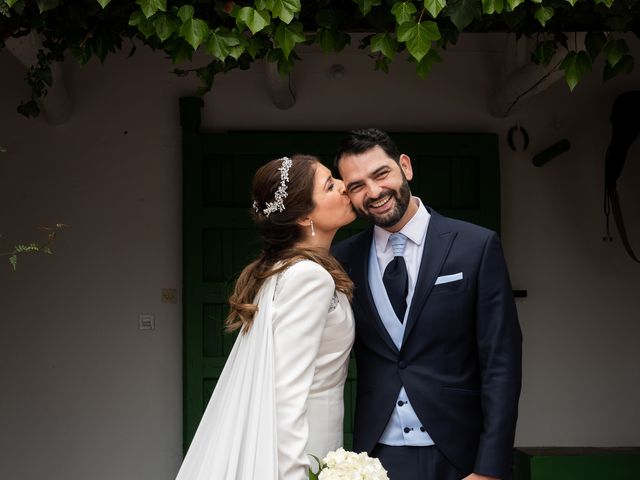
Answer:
(383, 233, 408, 322)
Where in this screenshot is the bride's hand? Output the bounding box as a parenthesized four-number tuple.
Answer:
(463, 474, 499, 480)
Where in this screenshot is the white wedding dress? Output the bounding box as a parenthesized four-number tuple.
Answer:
(175, 260, 355, 480)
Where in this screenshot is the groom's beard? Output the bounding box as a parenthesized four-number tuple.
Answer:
(357, 177, 411, 228)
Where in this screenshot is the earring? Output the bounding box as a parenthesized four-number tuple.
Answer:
(310, 219, 316, 237)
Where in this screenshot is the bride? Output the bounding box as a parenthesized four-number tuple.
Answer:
(175, 154, 357, 480)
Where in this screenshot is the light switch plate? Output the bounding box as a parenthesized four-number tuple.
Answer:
(138, 314, 155, 330)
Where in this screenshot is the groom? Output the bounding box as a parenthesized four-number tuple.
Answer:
(332, 129, 522, 480)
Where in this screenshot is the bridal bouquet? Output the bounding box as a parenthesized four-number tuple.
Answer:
(309, 448, 389, 480)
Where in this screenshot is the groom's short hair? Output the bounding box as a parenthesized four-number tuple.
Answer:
(334, 128, 401, 169)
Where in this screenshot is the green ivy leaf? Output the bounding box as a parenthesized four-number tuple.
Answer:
(594, 0, 614, 7)
(585, 31, 607, 61)
(179, 17, 209, 50)
(391, 2, 417, 24)
(424, 0, 447, 18)
(246, 36, 268, 59)
(398, 21, 440, 61)
(70, 42, 91, 66)
(397, 20, 415, 41)
(534, 6, 553, 26)
(316, 28, 351, 53)
(482, 0, 503, 15)
(506, 0, 525, 10)
(255, 0, 275, 10)
(129, 10, 155, 38)
(195, 64, 216, 94)
(9, 254, 17, 270)
(317, 28, 334, 52)
(229, 44, 247, 60)
(12, 0, 27, 14)
(4, 0, 21, 8)
(354, 0, 382, 15)
(445, 0, 481, 31)
(92, 32, 119, 63)
(168, 39, 194, 64)
(370, 33, 397, 60)
(96, 0, 112, 8)
(531, 40, 557, 65)
(375, 56, 391, 73)
(136, 0, 166, 19)
(267, 48, 299, 75)
(36, 0, 59, 13)
(413, 48, 442, 78)
(128, 10, 144, 26)
(153, 14, 178, 42)
(235, 7, 271, 34)
(560, 51, 592, 91)
(603, 54, 634, 82)
(274, 21, 305, 58)
(272, 0, 301, 24)
(604, 38, 629, 68)
(563, 0, 577, 6)
(206, 29, 242, 61)
(177, 5, 194, 22)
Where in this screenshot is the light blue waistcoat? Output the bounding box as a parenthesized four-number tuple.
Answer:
(368, 238, 435, 446)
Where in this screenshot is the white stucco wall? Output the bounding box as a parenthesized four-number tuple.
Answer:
(1, 32, 639, 480)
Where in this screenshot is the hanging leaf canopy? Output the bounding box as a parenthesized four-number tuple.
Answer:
(1, 0, 638, 117)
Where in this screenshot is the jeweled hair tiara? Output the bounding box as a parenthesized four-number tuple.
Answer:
(252, 156, 292, 217)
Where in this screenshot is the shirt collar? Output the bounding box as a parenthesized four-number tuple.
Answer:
(374, 197, 431, 253)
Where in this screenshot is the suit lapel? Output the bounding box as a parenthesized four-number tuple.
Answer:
(402, 210, 456, 345)
(350, 227, 399, 354)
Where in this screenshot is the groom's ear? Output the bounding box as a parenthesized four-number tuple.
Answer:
(399, 154, 413, 181)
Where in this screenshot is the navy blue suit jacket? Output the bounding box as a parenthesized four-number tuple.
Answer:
(332, 209, 522, 478)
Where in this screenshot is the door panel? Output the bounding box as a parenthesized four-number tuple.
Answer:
(182, 121, 500, 453)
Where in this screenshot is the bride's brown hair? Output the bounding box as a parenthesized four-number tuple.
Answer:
(226, 154, 353, 333)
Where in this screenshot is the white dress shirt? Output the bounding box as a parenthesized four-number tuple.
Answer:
(374, 196, 430, 316)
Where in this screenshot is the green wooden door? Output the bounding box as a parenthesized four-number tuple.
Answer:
(181, 100, 501, 453)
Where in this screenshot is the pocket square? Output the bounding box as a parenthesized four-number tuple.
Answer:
(435, 272, 463, 285)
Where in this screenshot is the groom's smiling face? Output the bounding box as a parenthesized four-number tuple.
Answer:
(338, 146, 413, 230)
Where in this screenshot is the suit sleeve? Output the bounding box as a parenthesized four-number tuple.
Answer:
(474, 232, 523, 478)
(271, 261, 335, 480)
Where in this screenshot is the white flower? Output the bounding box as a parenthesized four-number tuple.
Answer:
(316, 448, 389, 480)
